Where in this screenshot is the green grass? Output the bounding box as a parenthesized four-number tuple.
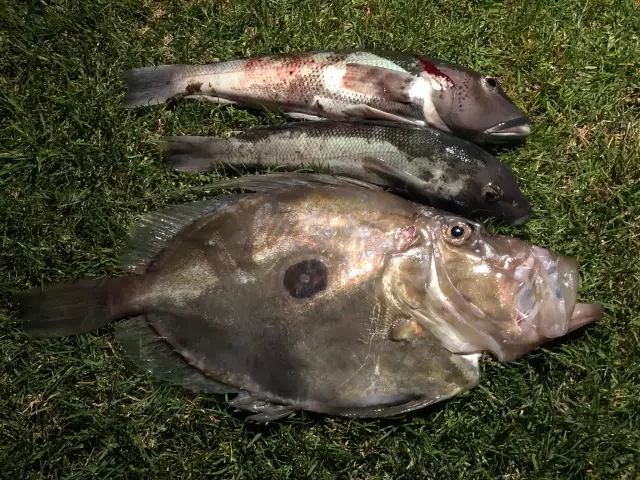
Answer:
(1, 0, 639, 478)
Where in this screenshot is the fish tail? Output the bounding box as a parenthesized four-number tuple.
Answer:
(14, 276, 142, 337)
(123, 65, 190, 108)
(161, 136, 253, 172)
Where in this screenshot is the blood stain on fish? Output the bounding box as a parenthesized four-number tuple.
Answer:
(185, 82, 203, 94)
(417, 57, 455, 88)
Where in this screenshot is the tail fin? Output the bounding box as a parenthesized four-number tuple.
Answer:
(14, 276, 141, 337)
(123, 65, 187, 108)
(161, 136, 250, 172)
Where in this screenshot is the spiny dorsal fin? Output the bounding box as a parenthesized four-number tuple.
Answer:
(115, 317, 238, 394)
(118, 195, 249, 273)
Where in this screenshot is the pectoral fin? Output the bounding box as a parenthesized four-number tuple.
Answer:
(361, 156, 436, 203)
(341, 104, 423, 125)
(342, 64, 416, 104)
(284, 112, 326, 121)
(390, 318, 423, 343)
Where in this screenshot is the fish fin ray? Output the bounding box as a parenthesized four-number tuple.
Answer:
(15, 277, 135, 337)
(338, 396, 449, 418)
(232, 119, 423, 134)
(228, 392, 296, 422)
(182, 95, 237, 105)
(284, 112, 326, 121)
(245, 406, 297, 422)
(342, 64, 416, 104)
(123, 65, 189, 108)
(203, 172, 383, 193)
(341, 104, 423, 125)
(361, 156, 436, 204)
(115, 316, 238, 394)
(118, 196, 250, 273)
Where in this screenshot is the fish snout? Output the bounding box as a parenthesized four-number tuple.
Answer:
(557, 255, 604, 332)
(528, 250, 602, 340)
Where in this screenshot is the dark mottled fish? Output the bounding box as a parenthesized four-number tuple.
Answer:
(162, 120, 532, 225)
(14, 174, 602, 422)
(123, 50, 530, 145)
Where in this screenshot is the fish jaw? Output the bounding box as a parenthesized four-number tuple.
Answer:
(405, 211, 602, 363)
(502, 248, 603, 362)
(482, 117, 532, 143)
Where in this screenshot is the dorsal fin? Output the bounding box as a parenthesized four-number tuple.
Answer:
(115, 317, 239, 394)
(118, 195, 249, 274)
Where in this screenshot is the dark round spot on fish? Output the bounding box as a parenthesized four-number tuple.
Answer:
(283, 259, 328, 299)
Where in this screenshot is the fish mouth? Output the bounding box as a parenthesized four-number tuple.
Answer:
(483, 118, 531, 139)
(557, 257, 605, 331)
(516, 250, 603, 341)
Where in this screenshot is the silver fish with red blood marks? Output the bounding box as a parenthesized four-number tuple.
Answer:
(14, 174, 602, 422)
(122, 50, 531, 145)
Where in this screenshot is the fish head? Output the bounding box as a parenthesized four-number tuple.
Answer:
(465, 159, 532, 226)
(402, 210, 603, 362)
(417, 57, 531, 144)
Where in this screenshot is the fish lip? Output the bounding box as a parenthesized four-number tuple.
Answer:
(569, 303, 604, 330)
(483, 118, 532, 138)
(558, 256, 580, 334)
(547, 256, 603, 337)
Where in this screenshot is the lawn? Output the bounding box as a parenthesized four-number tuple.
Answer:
(1, 0, 639, 478)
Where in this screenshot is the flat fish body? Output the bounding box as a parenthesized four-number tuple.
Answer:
(16, 175, 602, 421)
(119, 180, 480, 419)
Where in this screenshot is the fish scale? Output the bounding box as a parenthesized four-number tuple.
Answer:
(161, 120, 532, 225)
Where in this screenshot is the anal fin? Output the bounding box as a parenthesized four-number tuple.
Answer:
(338, 395, 452, 419)
(115, 317, 238, 394)
(228, 392, 296, 422)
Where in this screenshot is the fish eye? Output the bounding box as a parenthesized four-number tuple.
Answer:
(482, 184, 502, 204)
(451, 225, 465, 238)
(443, 221, 473, 244)
(484, 76, 498, 89)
